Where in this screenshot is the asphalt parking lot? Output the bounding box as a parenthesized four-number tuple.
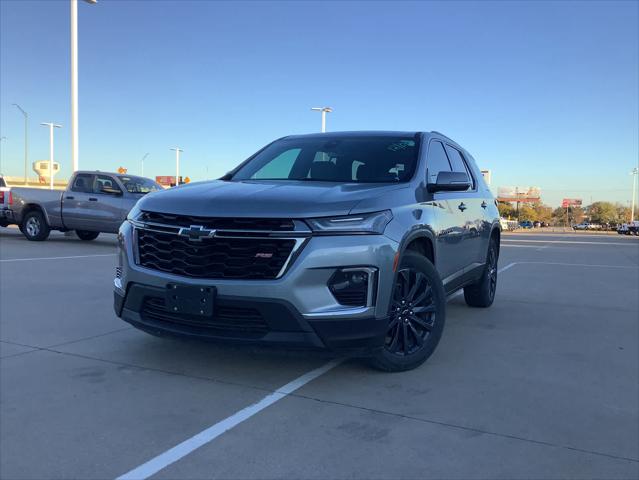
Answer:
(1, 228, 638, 479)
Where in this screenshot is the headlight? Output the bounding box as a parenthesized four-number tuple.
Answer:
(127, 204, 142, 222)
(306, 210, 392, 235)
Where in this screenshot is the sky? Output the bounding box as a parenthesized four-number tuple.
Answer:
(0, 0, 637, 207)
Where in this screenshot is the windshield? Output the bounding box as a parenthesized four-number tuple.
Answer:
(118, 175, 162, 194)
(231, 135, 420, 183)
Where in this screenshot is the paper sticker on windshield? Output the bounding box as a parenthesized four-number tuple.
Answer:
(387, 140, 415, 152)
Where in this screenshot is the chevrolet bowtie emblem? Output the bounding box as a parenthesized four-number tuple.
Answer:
(178, 225, 216, 242)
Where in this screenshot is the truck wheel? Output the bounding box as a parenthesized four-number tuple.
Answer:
(370, 252, 446, 372)
(22, 210, 50, 241)
(76, 230, 100, 241)
(464, 238, 498, 308)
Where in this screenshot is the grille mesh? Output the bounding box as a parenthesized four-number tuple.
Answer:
(137, 229, 296, 279)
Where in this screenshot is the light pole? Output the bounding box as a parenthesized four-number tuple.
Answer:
(12, 104, 28, 184)
(41, 123, 62, 190)
(170, 147, 183, 186)
(311, 107, 333, 133)
(631, 167, 639, 223)
(0, 137, 6, 174)
(70, 0, 97, 173)
(141, 152, 149, 177)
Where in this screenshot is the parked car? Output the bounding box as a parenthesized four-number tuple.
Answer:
(0, 175, 13, 227)
(519, 220, 533, 229)
(114, 131, 501, 372)
(4, 171, 161, 241)
(573, 222, 601, 231)
(533, 221, 541, 228)
(619, 221, 639, 235)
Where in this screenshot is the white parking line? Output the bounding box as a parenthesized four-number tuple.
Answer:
(515, 261, 638, 269)
(448, 262, 517, 300)
(0, 254, 116, 263)
(502, 239, 636, 246)
(116, 359, 343, 480)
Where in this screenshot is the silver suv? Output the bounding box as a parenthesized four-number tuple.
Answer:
(114, 131, 500, 371)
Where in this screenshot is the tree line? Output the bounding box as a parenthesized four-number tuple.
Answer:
(497, 201, 636, 226)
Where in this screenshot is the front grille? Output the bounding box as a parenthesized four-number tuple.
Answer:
(142, 297, 268, 338)
(137, 229, 296, 279)
(140, 211, 295, 231)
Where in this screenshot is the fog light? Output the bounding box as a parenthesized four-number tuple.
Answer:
(328, 268, 377, 307)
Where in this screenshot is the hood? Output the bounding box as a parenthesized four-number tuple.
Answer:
(137, 180, 408, 218)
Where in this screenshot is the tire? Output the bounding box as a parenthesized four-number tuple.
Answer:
(369, 252, 446, 372)
(76, 230, 100, 241)
(464, 238, 498, 308)
(21, 210, 50, 241)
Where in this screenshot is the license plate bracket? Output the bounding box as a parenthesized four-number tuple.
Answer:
(165, 284, 215, 317)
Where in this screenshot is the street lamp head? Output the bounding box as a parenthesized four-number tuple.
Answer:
(83, 0, 98, 4)
(311, 107, 333, 113)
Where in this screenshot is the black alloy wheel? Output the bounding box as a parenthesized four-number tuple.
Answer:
(464, 238, 499, 308)
(386, 268, 436, 356)
(370, 252, 446, 372)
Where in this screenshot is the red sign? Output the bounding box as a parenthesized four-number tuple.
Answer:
(155, 176, 183, 187)
(561, 198, 582, 208)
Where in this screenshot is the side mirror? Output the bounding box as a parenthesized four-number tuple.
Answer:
(427, 171, 471, 193)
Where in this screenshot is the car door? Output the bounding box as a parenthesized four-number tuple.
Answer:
(444, 144, 485, 269)
(90, 174, 125, 233)
(425, 140, 468, 284)
(62, 173, 96, 230)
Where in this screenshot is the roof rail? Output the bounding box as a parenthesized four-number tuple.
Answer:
(430, 130, 455, 143)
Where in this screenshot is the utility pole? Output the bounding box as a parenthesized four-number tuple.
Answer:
(141, 152, 149, 177)
(41, 123, 62, 190)
(0, 137, 6, 174)
(13, 104, 28, 184)
(311, 107, 333, 133)
(70, 0, 98, 173)
(170, 147, 183, 186)
(631, 167, 639, 223)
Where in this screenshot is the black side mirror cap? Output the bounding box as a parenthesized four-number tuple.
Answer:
(427, 171, 471, 193)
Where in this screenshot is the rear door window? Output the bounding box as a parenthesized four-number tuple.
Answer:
(71, 174, 94, 193)
(426, 141, 452, 184)
(445, 145, 475, 190)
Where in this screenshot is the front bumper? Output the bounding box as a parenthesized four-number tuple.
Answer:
(114, 221, 398, 351)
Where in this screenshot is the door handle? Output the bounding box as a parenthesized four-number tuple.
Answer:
(88, 197, 98, 202)
(458, 202, 467, 212)
(481, 201, 487, 209)
(65, 196, 74, 200)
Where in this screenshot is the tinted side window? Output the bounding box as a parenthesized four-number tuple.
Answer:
(71, 174, 94, 193)
(426, 141, 451, 183)
(445, 145, 475, 189)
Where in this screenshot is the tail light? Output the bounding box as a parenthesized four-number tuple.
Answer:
(0, 191, 13, 205)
